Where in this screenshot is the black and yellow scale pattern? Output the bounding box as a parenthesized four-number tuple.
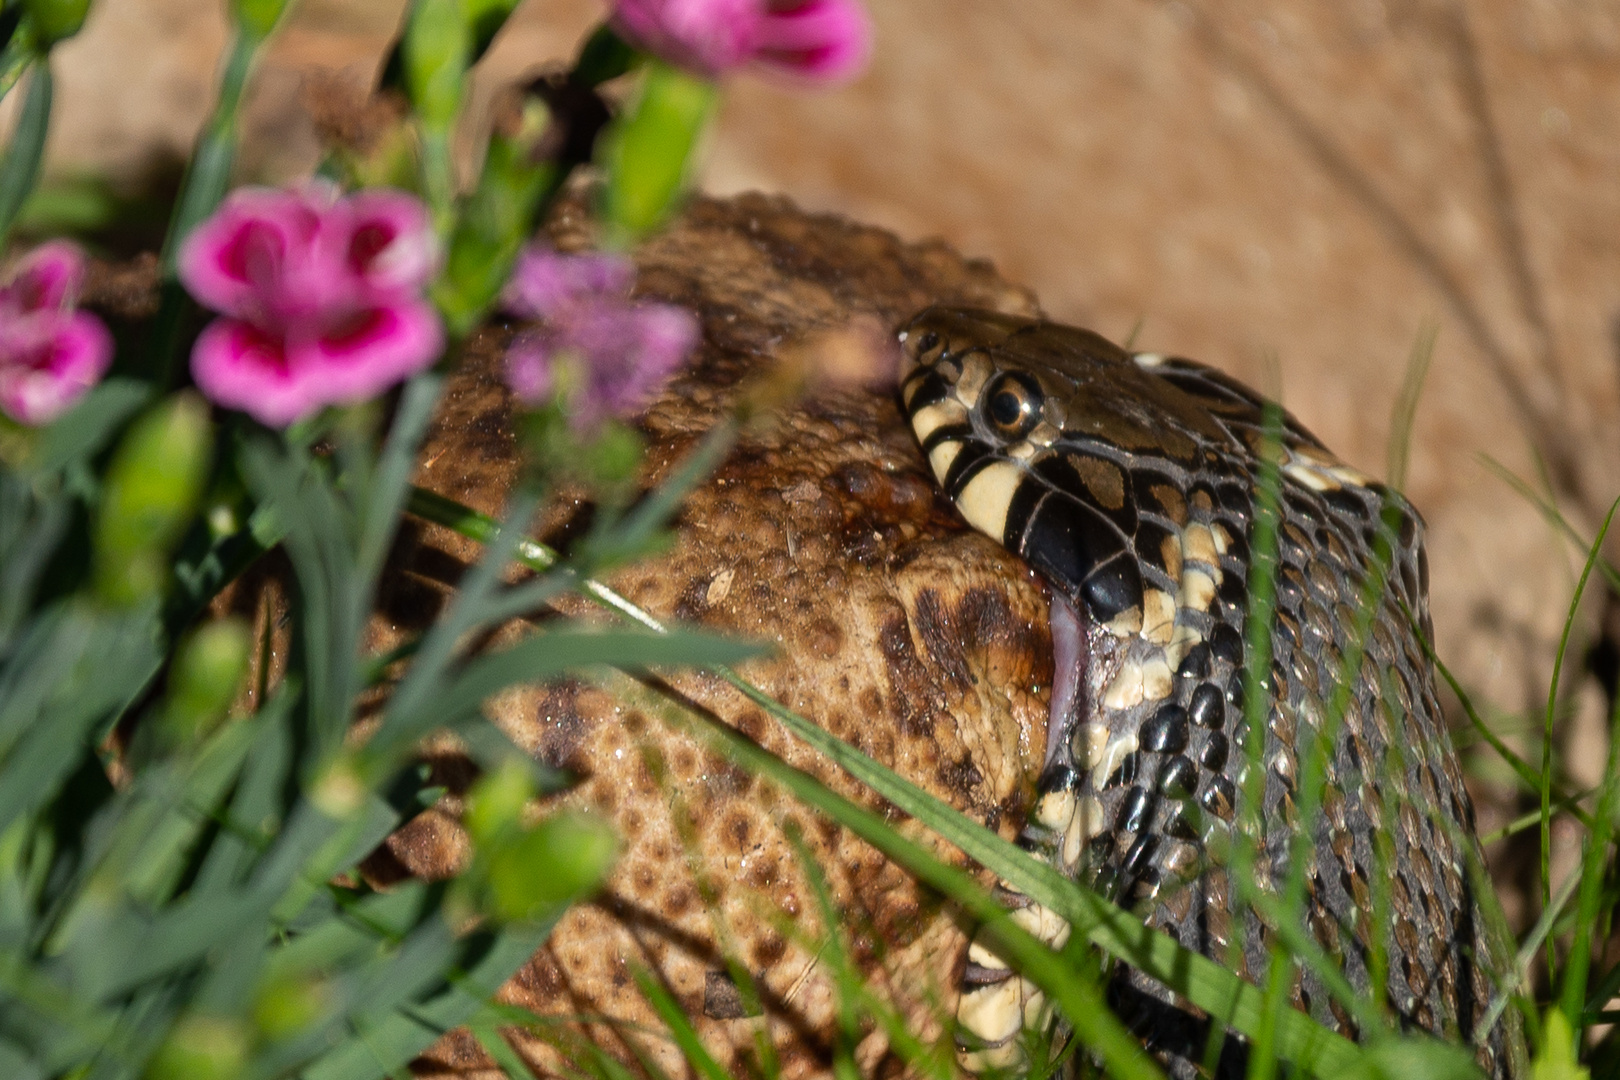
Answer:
(896, 308, 1522, 1078)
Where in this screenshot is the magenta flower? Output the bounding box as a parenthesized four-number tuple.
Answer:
(611, 0, 872, 83)
(178, 183, 443, 427)
(501, 246, 697, 432)
(0, 242, 113, 426)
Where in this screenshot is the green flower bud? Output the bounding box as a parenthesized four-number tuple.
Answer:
(24, 0, 93, 45)
(485, 810, 617, 922)
(144, 1015, 248, 1080)
(162, 618, 250, 744)
(599, 60, 717, 244)
(95, 393, 213, 608)
(253, 972, 330, 1041)
(464, 756, 535, 848)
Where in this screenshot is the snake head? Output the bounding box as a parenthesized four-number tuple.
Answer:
(897, 306, 1165, 626)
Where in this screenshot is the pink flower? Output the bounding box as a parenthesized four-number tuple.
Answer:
(611, 0, 872, 83)
(0, 242, 113, 426)
(501, 246, 697, 432)
(178, 183, 443, 427)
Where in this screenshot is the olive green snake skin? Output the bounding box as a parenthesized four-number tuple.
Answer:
(896, 308, 1525, 1079)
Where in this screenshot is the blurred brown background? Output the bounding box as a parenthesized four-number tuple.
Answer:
(18, 0, 1620, 926)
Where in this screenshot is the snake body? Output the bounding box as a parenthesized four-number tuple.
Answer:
(896, 307, 1522, 1078)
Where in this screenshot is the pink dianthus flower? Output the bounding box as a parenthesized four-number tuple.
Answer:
(0, 242, 113, 426)
(178, 183, 444, 427)
(501, 245, 697, 432)
(611, 0, 872, 83)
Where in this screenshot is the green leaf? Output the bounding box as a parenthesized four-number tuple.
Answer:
(32, 378, 154, 475)
(232, 0, 288, 39)
(0, 62, 52, 247)
(1356, 1036, 1488, 1080)
(158, 618, 251, 746)
(299, 920, 562, 1080)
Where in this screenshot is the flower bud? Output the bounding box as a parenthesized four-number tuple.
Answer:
(94, 394, 213, 607)
(599, 60, 717, 243)
(463, 756, 535, 848)
(161, 618, 251, 745)
(144, 1015, 248, 1080)
(253, 972, 331, 1041)
(24, 0, 93, 45)
(484, 810, 618, 922)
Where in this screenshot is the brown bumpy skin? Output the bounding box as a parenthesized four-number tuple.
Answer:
(376, 193, 1058, 1079)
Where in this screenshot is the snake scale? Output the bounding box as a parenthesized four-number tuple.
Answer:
(896, 307, 1523, 1078)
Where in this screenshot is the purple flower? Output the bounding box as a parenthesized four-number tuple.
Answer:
(501, 246, 697, 431)
(0, 242, 113, 426)
(178, 183, 443, 427)
(611, 0, 872, 83)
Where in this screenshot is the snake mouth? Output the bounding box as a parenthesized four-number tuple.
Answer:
(1044, 588, 1090, 774)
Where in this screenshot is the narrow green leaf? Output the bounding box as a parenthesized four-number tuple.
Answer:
(372, 627, 761, 762)
(0, 62, 52, 247)
(161, 28, 262, 269)
(300, 920, 560, 1080)
(357, 374, 444, 585)
(31, 378, 154, 476)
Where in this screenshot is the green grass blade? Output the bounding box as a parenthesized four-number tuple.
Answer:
(1561, 505, 1620, 1035)
(1479, 456, 1620, 594)
(1477, 865, 1578, 1042)
(1421, 633, 1596, 832)
(1538, 497, 1619, 984)
(651, 684, 1166, 1080)
(1386, 323, 1437, 493)
(418, 484, 1360, 1075)
(631, 966, 732, 1080)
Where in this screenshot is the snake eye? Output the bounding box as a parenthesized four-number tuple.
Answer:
(983, 372, 1042, 437)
